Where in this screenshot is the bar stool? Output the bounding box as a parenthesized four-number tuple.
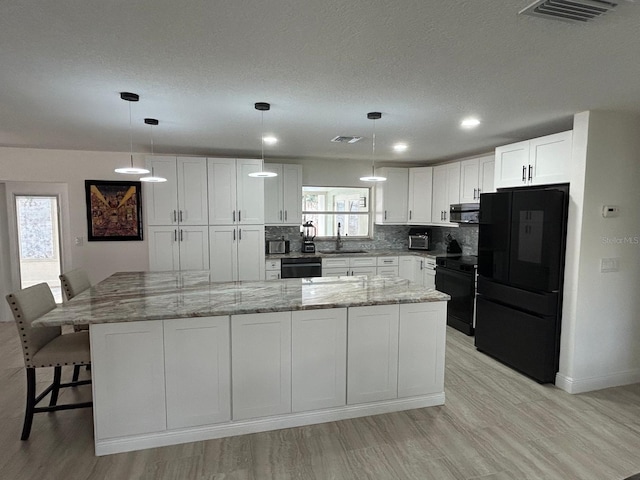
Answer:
(59, 269, 91, 381)
(6, 283, 92, 440)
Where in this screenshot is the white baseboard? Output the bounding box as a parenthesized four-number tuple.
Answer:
(95, 392, 445, 456)
(556, 369, 640, 394)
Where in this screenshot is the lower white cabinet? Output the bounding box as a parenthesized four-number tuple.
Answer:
(209, 225, 265, 282)
(231, 311, 292, 420)
(91, 321, 167, 440)
(164, 317, 231, 429)
(398, 302, 446, 397)
(322, 256, 379, 277)
(291, 308, 347, 412)
(399, 256, 436, 288)
(347, 304, 399, 404)
(148, 226, 209, 271)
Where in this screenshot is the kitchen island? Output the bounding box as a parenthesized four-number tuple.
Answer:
(35, 271, 450, 456)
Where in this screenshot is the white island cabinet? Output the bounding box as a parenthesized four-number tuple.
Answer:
(35, 272, 449, 456)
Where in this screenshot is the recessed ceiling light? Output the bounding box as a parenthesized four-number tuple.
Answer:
(461, 117, 481, 129)
(393, 143, 408, 152)
(263, 136, 278, 145)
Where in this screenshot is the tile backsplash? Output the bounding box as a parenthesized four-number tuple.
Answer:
(265, 224, 478, 255)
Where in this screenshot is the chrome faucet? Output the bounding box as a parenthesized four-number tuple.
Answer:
(336, 222, 343, 250)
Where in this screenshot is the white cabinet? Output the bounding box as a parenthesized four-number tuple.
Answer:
(375, 167, 409, 224)
(459, 155, 495, 203)
(145, 156, 208, 226)
(164, 316, 231, 429)
(209, 225, 265, 282)
(347, 304, 399, 404)
(494, 131, 572, 189)
(431, 162, 461, 224)
(91, 321, 166, 440)
(207, 157, 265, 225)
(148, 225, 209, 272)
(231, 311, 292, 420)
(265, 259, 281, 280)
(291, 308, 347, 412)
(322, 256, 377, 277)
(263, 163, 303, 225)
(377, 256, 399, 277)
(398, 302, 446, 397)
(399, 256, 435, 287)
(408, 167, 433, 224)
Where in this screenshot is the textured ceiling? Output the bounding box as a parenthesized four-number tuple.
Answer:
(1, 0, 639, 164)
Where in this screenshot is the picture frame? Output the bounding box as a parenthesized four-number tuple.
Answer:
(85, 180, 143, 241)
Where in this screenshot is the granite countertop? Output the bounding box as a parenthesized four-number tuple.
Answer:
(33, 271, 450, 327)
(267, 249, 449, 260)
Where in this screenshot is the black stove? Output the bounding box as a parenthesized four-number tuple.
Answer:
(435, 255, 477, 335)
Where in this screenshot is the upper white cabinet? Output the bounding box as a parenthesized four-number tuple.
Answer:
(375, 167, 409, 224)
(408, 167, 433, 224)
(459, 155, 495, 203)
(263, 163, 303, 226)
(148, 225, 210, 272)
(494, 131, 572, 189)
(431, 162, 461, 224)
(145, 156, 208, 226)
(207, 158, 265, 225)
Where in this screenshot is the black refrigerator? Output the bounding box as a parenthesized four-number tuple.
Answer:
(475, 185, 569, 383)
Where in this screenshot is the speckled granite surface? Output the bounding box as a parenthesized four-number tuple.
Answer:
(266, 249, 449, 260)
(33, 271, 450, 327)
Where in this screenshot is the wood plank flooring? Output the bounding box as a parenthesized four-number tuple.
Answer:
(1, 320, 640, 479)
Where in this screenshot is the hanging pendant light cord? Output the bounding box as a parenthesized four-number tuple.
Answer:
(129, 101, 134, 168)
(261, 111, 265, 163)
(371, 118, 376, 175)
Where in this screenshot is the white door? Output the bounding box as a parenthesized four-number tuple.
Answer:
(529, 131, 572, 186)
(398, 302, 446, 397)
(145, 156, 178, 225)
(4, 182, 72, 303)
(494, 140, 530, 189)
(231, 311, 292, 420)
(398, 256, 416, 283)
(178, 226, 210, 271)
(176, 157, 208, 225)
(207, 158, 237, 225)
(263, 164, 283, 224)
(375, 167, 408, 224)
(236, 159, 265, 224)
(445, 162, 461, 213)
(282, 164, 303, 225)
(148, 226, 179, 271)
(164, 316, 231, 429)
(91, 321, 167, 440)
(408, 167, 432, 224)
(291, 308, 347, 412)
(237, 225, 265, 281)
(459, 159, 480, 203)
(431, 165, 447, 224)
(347, 304, 399, 404)
(209, 226, 238, 282)
(479, 155, 495, 195)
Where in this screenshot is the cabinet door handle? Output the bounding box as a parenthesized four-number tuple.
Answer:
(522, 165, 526, 182)
(478, 188, 482, 196)
(179, 210, 183, 222)
(179, 229, 183, 242)
(409, 210, 412, 220)
(232, 210, 236, 222)
(473, 188, 477, 199)
(238, 210, 241, 222)
(284, 210, 287, 221)
(528, 165, 533, 181)
(443, 211, 447, 221)
(233, 229, 236, 241)
(239, 228, 242, 240)
(279, 210, 283, 221)
(384, 210, 387, 220)
(420, 260, 423, 270)
(174, 229, 177, 242)
(173, 210, 177, 223)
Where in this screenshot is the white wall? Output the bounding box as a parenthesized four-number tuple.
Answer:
(558, 111, 640, 392)
(268, 158, 382, 187)
(0, 147, 150, 293)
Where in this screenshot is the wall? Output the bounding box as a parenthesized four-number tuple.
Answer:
(0, 184, 12, 321)
(557, 111, 640, 392)
(0, 147, 150, 298)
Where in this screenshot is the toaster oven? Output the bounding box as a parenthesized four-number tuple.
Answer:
(266, 240, 290, 254)
(408, 228, 431, 250)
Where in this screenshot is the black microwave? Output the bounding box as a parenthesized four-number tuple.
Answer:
(450, 203, 479, 224)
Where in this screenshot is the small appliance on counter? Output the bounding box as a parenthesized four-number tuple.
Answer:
(408, 228, 431, 250)
(450, 203, 480, 224)
(266, 238, 290, 254)
(445, 233, 462, 254)
(301, 220, 317, 253)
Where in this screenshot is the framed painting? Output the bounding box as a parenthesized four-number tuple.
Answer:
(85, 180, 143, 241)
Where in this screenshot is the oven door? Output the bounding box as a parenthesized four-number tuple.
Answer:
(281, 259, 322, 278)
(435, 267, 476, 335)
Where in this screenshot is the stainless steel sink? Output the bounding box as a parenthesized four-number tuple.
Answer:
(320, 249, 368, 255)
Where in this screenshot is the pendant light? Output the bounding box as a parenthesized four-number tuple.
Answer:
(359, 111, 387, 182)
(114, 92, 150, 175)
(140, 118, 167, 183)
(248, 102, 278, 178)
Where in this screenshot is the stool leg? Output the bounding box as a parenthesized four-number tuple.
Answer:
(49, 366, 62, 407)
(72, 365, 81, 383)
(21, 368, 36, 440)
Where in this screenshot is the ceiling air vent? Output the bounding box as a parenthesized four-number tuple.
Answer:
(519, 0, 618, 23)
(331, 136, 363, 144)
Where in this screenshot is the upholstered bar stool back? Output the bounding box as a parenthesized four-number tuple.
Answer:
(6, 282, 92, 440)
(60, 269, 91, 301)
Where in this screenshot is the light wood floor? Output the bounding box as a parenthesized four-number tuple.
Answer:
(2, 321, 640, 480)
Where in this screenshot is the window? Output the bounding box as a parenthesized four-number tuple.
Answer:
(302, 186, 370, 238)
